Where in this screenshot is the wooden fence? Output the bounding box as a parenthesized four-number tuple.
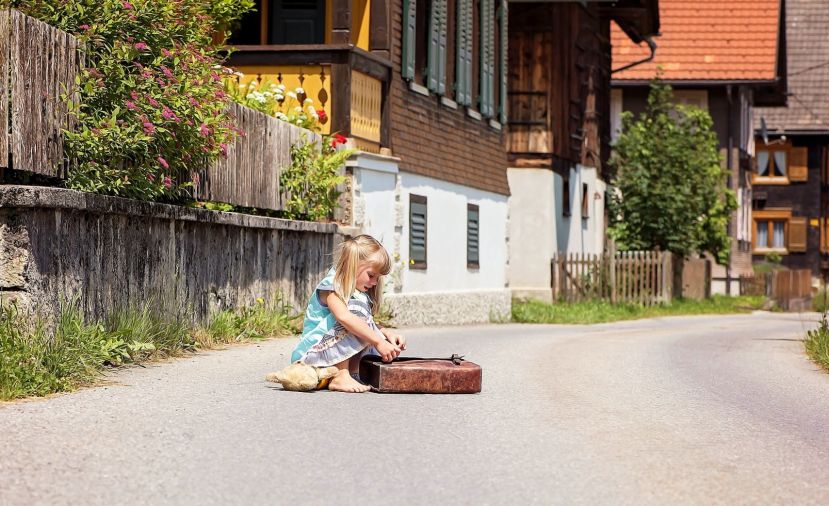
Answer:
(0, 9, 83, 177)
(1, 9, 315, 213)
(192, 102, 314, 211)
(551, 251, 674, 305)
(740, 269, 812, 310)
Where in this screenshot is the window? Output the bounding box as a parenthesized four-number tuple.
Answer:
(467, 204, 479, 268)
(403, 0, 506, 113)
(752, 209, 807, 253)
(409, 195, 428, 269)
(672, 90, 708, 111)
(581, 183, 589, 219)
(754, 140, 808, 184)
(562, 175, 571, 217)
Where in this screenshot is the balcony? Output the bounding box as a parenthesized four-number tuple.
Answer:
(226, 45, 390, 153)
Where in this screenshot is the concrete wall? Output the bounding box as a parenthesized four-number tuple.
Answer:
(0, 186, 337, 322)
(348, 154, 511, 325)
(507, 168, 556, 302)
(556, 165, 607, 256)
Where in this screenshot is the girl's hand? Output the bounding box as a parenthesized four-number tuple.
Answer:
(376, 339, 401, 362)
(381, 328, 407, 350)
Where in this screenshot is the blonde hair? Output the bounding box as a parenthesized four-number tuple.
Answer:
(332, 235, 391, 314)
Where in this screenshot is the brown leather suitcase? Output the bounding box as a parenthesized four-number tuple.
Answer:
(359, 355, 482, 394)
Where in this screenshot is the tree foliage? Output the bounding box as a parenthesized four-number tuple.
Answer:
(608, 79, 737, 264)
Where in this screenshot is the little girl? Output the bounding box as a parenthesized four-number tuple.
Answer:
(291, 234, 407, 393)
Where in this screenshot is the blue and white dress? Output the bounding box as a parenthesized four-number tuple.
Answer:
(290, 268, 381, 366)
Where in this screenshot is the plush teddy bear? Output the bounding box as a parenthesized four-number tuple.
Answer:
(265, 362, 339, 391)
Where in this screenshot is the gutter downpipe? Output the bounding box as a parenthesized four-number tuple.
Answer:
(611, 36, 658, 75)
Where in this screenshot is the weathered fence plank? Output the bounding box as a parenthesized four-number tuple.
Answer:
(193, 102, 318, 212)
(0, 8, 8, 169)
(9, 10, 82, 177)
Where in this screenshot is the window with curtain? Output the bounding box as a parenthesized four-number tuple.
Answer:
(754, 218, 787, 251)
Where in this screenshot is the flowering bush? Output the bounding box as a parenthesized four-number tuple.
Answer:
(15, 0, 254, 201)
(281, 136, 354, 221)
(225, 76, 324, 131)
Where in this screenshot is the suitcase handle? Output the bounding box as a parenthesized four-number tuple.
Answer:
(363, 354, 466, 365)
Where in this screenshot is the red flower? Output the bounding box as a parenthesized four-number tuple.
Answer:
(330, 133, 347, 148)
(317, 109, 327, 123)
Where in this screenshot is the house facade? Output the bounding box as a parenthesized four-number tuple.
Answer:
(226, 0, 511, 325)
(611, 0, 787, 295)
(506, 0, 660, 302)
(753, 0, 829, 277)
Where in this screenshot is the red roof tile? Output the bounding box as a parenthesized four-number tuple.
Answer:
(612, 0, 781, 81)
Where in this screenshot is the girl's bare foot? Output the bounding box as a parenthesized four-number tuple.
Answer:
(328, 369, 371, 393)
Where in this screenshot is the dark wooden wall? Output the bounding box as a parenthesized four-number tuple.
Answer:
(389, 0, 509, 196)
(507, 3, 612, 177)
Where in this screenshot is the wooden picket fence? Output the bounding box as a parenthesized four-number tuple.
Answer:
(0, 9, 84, 177)
(0, 8, 312, 213)
(551, 250, 674, 305)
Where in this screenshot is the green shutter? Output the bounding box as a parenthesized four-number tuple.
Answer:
(455, 0, 473, 105)
(479, 0, 494, 116)
(437, 0, 448, 95)
(498, 0, 507, 124)
(409, 195, 428, 268)
(467, 204, 480, 267)
(402, 0, 417, 80)
(427, 0, 440, 91)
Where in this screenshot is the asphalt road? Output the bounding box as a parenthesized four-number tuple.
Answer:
(2, 312, 829, 505)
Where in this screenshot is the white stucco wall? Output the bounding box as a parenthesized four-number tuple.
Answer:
(399, 173, 508, 293)
(348, 153, 510, 325)
(555, 165, 606, 256)
(506, 168, 556, 301)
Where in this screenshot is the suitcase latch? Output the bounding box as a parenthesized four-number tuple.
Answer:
(450, 354, 464, 365)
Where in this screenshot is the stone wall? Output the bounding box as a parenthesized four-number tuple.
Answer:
(0, 186, 337, 322)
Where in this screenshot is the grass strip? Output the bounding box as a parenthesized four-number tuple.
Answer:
(511, 295, 767, 325)
(805, 314, 829, 372)
(0, 298, 300, 401)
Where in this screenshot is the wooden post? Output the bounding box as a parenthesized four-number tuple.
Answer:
(609, 240, 617, 304)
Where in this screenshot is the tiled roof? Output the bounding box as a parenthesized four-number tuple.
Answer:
(755, 0, 829, 132)
(611, 0, 781, 81)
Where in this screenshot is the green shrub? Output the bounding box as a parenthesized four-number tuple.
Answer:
(15, 0, 253, 201)
(280, 134, 353, 221)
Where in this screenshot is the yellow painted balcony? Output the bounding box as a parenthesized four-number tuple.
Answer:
(226, 45, 391, 153)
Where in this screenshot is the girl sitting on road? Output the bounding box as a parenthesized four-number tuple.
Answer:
(290, 234, 407, 393)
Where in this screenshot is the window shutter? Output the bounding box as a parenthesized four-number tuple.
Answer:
(455, 0, 467, 104)
(467, 204, 480, 267)
(409, 195, 428, 268)
(437, 0, 448, 95)
(479, 0, 494, 117)
(427, 0, 440, 91)
(402, 0, 417, 80)
(821, 218, 829, 253)
(498, 0, 507, 124)
(789, 147, 808, 182)
(789, 216, 807, 252)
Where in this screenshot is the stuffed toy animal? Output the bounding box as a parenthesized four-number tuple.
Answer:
(265, 362, 339, 391)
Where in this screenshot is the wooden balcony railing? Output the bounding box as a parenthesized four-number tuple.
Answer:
(226, 45, 391, 152)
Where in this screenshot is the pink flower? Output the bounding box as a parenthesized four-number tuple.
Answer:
(189, 97, 199, 107)
(160, 66, 174, 79)
(143, 122, 155, 135)
(123, 1, 133, 10)
(161, 107, 178, 121)
(147, 96, 160, 108)
(199, 123, 210, 137)
(130, 90, 139, 100)
(146, 173, 155, 182)
(158, 157, 169, 170)
(162, 48, 172, 58)
(125, 100, 138, 111)
(134, 42, 148, 51)
(79, 24, 90, 31)
(163, 176, 172, 189)
(219, 143, 228, 156)
(214, 90, 226, 99)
